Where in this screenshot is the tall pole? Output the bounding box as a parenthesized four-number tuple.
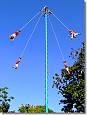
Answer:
(45, 13, 48, 113)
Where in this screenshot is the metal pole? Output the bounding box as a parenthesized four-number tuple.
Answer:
(45, 13, 48, 113)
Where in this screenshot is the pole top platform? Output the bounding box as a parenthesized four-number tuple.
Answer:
(41, 6, 52, 15)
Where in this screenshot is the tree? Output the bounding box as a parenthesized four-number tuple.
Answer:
(0, 87, 14, 112)
(52, 42, 85, 113)
(18, 104, 54, 113)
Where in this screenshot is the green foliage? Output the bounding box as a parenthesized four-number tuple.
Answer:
(18, 104, 54, 113)
(53, 42, 85, 113)
(0, 87, 14, 112)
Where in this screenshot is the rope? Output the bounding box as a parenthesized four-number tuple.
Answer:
(20, 11, 40, 31)
(52, 12, 70, 31)
(48, 16, 65, 62)
(20, 14, 42, 58)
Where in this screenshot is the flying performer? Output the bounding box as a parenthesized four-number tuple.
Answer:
(41, 6, 52, 15)
(12, 57, 21, 69)
(9, 30, 21, 40)
(64, 61, 71, 75)
(69, 30, 80, 39)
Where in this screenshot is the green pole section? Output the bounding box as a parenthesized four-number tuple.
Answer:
(45, 14, 48, 113)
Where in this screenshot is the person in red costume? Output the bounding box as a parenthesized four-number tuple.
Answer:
(64, 61, 71, 75)
(9, 30, 21, 40)
(69, 30, 80, 39)
(12, 57, 21, 69)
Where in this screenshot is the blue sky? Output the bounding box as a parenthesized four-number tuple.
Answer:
(0, 0, 84, 112)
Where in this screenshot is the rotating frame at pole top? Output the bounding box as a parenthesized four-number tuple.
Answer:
(41, 6, 52, 15)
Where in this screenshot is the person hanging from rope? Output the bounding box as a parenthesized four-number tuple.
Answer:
(69, 29, 80, 39)
(9, 30, 21, 40)
(41, 6, 52, 16)
(64, 61, 71, 75)
(12, 57, 21, 69)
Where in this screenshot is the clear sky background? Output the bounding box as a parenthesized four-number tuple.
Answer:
(0, 0, 84, 112)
